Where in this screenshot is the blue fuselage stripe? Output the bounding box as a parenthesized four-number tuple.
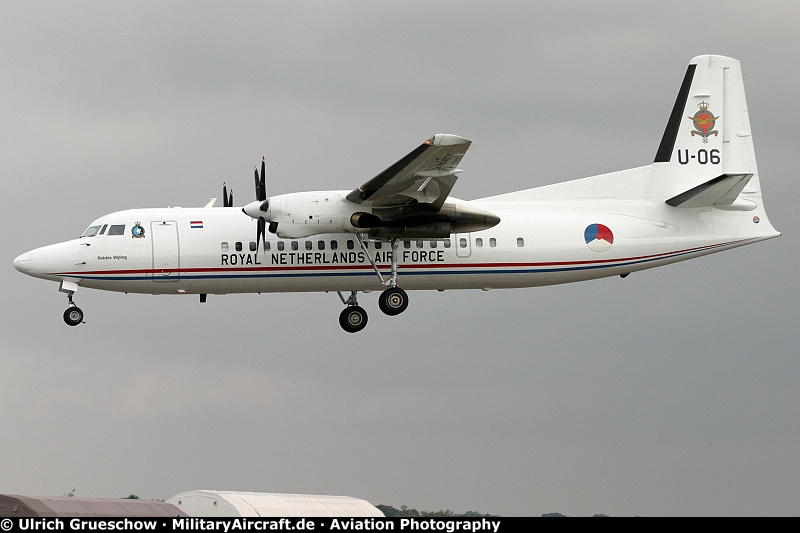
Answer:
(61, 249, 703, 282)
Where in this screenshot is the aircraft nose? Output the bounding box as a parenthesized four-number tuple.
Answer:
(13, 251, 33, 273)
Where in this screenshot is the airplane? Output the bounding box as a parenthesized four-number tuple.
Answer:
(13, 55, 780, 333)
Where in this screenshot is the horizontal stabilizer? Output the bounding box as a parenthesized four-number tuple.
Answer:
(665, 173, 753, 208)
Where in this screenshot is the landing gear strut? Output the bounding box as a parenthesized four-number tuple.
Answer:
(60, 280, 84, 326)
(357, 235, 410, 317)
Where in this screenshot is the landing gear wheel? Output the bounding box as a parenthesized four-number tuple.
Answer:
(63, 306, 84, 326)
(339, 305, 368, 333)
(379, 287, 408, 316)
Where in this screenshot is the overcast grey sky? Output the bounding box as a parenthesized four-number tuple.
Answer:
(1, 1, 798, 517)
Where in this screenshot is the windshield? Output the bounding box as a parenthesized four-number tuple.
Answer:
(81, 225, 101, 238)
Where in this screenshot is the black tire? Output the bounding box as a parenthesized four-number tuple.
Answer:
(339, 305, 368, 333)
(378, 287, 408, 316)
(63, 306, 84, 326)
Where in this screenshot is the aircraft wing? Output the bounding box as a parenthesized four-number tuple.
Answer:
(346, 134, 471, 211)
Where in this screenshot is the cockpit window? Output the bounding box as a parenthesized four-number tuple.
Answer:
(107, 225, 125, 236)
(81, 225, 101, 238)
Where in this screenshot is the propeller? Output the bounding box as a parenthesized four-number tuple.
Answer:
(222, 182, 233, 208)
(242, 157, 277, 249)
(254, 157, 268, 251)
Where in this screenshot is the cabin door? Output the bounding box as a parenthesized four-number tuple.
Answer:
(150, 220, 180, 280)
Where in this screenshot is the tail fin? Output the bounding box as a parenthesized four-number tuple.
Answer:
(648, 55, 760, 208)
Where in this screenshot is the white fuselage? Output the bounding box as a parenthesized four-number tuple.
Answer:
(15, 186, 776, 297)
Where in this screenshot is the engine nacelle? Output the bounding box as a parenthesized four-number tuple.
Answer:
(244, 191, 500, 240)
(369, 200, 500, 239)
(262, 191, 378, 239)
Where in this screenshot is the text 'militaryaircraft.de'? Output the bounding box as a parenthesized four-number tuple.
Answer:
(14, 55, 780, 332)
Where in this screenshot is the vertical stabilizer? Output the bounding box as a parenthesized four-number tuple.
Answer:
(648, 55, 759, 202)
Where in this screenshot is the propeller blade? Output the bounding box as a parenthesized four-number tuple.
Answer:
(228, 188, 233, 208)
(254, 157, 267, 202)
(252, 156, 269, 249)
(257, 217, 267, 251)
(260, 157, 267, 201)
(223, 182, 231, 207)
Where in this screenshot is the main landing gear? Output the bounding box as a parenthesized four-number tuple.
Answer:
(336, 237, 409, 333)
(378, 286, 408, 316)
(59, 280, 84, 326)
(338, 291, 368, 333)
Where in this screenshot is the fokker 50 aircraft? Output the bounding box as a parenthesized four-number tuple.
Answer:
(14, 55, 780, 332)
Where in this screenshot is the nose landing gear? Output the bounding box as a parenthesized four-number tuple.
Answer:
(63, 305, 84, 326)
(59, 280, 84, 326)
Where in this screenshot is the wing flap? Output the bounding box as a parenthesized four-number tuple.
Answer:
(346, 134, 471, 210)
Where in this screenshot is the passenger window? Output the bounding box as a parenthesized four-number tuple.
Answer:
(264, 241, 270, 251)
(430, 241, 437, 248)
(444, 238, 451, 248)
(221, 242, 229, 252)
(517, 237, 524, 247)
(416, 240, 424, 248)
(249, 242, 257, 252)
(305, 241, 312, 250)
(291, 241, 298, 251)
(330, 240, 338, 250)
(235, 242, 243, 252)
(108, 225, 125, 236)
(490, 238, 497, 247)
(403, 241, 411, 249)
(277, 241, 284, 251)
(459, 238, 467, 248)
(475, 238, 483, 248)
(347, 240, 355, 250)
(374, 241, 382, 250)
(318, 240, 325, 250)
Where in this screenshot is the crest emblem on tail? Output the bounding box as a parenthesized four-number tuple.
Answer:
(688, 101, 719, 143)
